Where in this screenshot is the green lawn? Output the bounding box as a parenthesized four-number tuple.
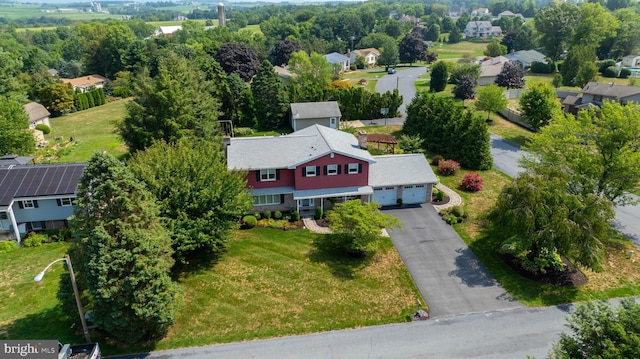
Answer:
(0, 242, 83, 344)
(1, 229, 422, 355)
(42, 99, 129, 163)
(431, 41, 488, 59)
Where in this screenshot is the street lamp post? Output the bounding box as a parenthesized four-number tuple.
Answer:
(34, 255, 91, 343)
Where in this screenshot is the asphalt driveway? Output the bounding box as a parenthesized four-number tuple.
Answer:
(384, 204, 521, 318)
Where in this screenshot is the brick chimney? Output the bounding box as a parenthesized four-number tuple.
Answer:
(357, 130, 367, 149)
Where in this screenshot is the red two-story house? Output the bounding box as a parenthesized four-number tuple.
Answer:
(226, 125, 437, 213)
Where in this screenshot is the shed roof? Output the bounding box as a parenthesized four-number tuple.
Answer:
(23, 102, 51, 122)
(291, 101, 341, 119)
(0, 154, 33, 167)
(0, 163, 85, 207)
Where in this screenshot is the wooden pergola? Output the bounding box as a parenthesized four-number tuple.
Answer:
(367, 133, 397, 154)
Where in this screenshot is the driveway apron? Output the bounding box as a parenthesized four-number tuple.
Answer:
(384, 204, 521, 318)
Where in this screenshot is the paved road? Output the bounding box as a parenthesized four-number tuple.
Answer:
(111, 305, 571, 359)
(384, 204, 521, 318)
(376, 66, 426, 116)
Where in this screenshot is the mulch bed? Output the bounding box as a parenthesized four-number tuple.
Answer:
(499, 253, 588, 286)
(315, 219, 331, 228)
(431, 194, 451, 206)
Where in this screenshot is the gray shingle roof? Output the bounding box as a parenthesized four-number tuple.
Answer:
(0, 154, 33, 167)
(227, 125, 373, 171)
(369, 154, 438, 187)
(23, 102, 51, 122)
(581, 82, 640, 99)
(290, 101, 341, 119)
(325, 52, 349, 64)
(0, 163, 85, 207)
(505, 50, 546, 65)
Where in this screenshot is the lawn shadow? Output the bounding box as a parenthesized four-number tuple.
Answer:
(1, 305, 81, 343)
(171, 247, 223, 282)
(307, 235, 373, 280)
(448, 247, 499, 287)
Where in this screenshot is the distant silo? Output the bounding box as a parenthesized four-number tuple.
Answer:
(218, 3, 226, 27)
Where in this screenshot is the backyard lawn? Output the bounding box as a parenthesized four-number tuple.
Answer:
(0, 228, 422, 355)
(431, 41, 488, 59)
(42, 99, 129, 163)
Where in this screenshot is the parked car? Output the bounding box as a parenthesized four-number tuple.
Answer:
(388, 68, 396, 74)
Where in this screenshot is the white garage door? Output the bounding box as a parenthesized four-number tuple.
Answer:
(372, 186, 397, 206)
(402, 184, 428, 204)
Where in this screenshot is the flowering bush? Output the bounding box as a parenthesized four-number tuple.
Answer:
(460, 172, 484, 192)
(437, 159, 461, 176)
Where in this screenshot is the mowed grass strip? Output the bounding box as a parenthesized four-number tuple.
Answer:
(44, 99, 129, 162)
(0, 242, 82, 344)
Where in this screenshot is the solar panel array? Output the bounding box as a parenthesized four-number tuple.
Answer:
(0, 164, 86, 207)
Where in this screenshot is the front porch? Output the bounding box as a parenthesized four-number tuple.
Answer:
(293, 185, 374, 215)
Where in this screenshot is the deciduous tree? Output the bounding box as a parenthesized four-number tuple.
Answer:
(523, 101, 640, 206)
(268, 39, 301, 66)
(534, 2, 579, 63)
(495, 61, 525, 89)
(214, 42, 260, 82)
(323, 200, 401, 257)
(288, 51, 332, 102)
(0, 97, 35, 155)
(548, 298, 640, 358)
(519, 83, 560, 130)
(398, 32, 427, 66)
(37, 83, 74, 117)
(68, 152, 178, 343)
(475, 84, 507, 120)
(484, 41, 507, 57)
(128, 139, 252, 263)
(452, 74, 476, 106)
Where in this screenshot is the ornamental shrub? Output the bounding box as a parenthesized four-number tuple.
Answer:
(619, 68, 631, 79)
(263, 210, 272, 219)
(23, 233, 50, 247)
(437, 159, 461, 176)
(436, 190, 445, 201)
(598, 59, 616, 73)
(460, 172, 484, 192)
(314, 207, 323, 220)
(242, 215, 257, 229)
(234, 127, 254, 136)
(253, 212, 261, 220)
(530, 62, 555, 74)
(451, 206, 465, 218)
(292, 211, 300, 221)
(274, 210, 282, 219)
(602, 66, 619, 78)
(0, 240, 18, 253)
(35, 124, 51, 134)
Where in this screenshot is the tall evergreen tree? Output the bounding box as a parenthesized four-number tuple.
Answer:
(430, 61, 448, 92)
(251, 60, 289, 130)
(118, 52, 221, 153)
(68, 152, 178, 343)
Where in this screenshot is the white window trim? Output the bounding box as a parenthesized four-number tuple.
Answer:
(60, 198, 73, 206)
(327, 164, 338, 176)
(348, 163, 359, 174)
(253, 194, 280, 206)
(23, 200, 35, 209)
(260, 169, 277, 182)
(305, 166, 317, 177)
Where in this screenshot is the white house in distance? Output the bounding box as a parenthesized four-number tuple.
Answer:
(622, 55, 640, 68)
(471, 8, 491, 17)
(464, 21, 502, 38)
(61, 75, 109, 92)
(350, 48, 381, 67)
(290, 101, 341, 131)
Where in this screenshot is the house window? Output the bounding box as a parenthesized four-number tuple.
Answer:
(30, 221, 44, 230)
(260, 169, 277, 182)
(594, 95, 603, 102)
(58, 198, 73, 207)
(305, 166, 317, 177)
(347, 163, 360, 174)
(22, 200, 35, 209)
(327, 164, 338, 176)
(253, 194, 281, 206)
(0, 212, 7, 220)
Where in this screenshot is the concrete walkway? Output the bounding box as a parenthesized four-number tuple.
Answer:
(302, 218, 331, 234)
(433, 183, 462, 212)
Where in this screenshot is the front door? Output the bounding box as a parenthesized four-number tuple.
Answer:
(301, 198, 315, 208)
(330, 118, 337, 129)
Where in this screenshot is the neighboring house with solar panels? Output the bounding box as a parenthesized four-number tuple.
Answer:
(0, 163, 85, 243)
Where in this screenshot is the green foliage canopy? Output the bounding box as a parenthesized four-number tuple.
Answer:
(0, 97, 35, 156)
